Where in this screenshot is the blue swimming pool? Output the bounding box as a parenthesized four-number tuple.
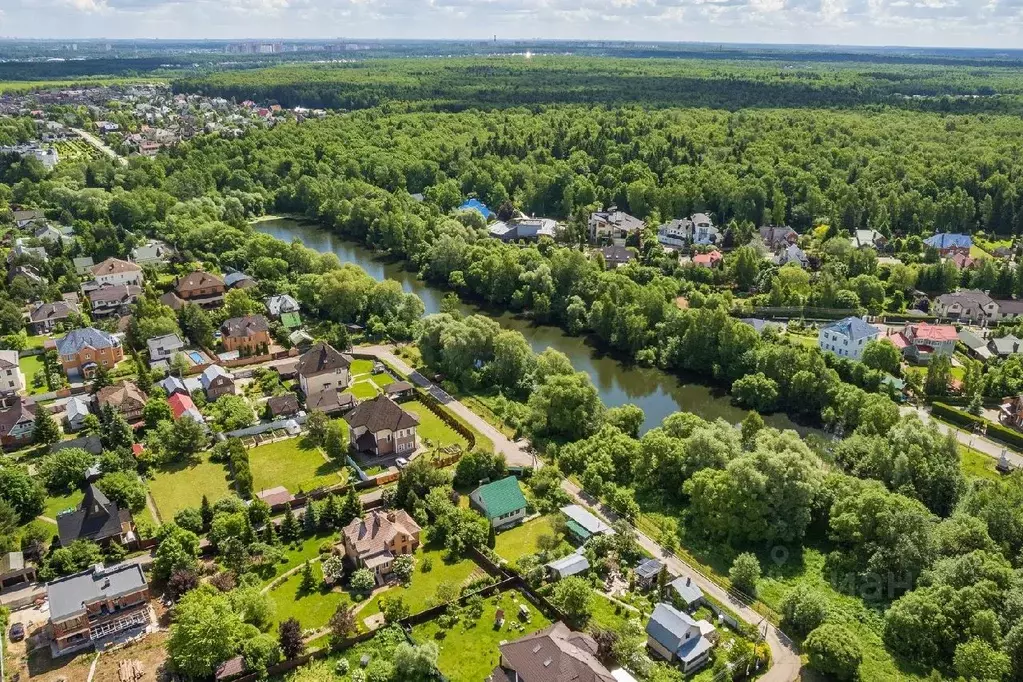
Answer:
(188, 351, 204, 364)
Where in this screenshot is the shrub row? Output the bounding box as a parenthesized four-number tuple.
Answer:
(931, 402, 1023, 451)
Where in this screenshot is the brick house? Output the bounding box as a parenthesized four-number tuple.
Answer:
(0, 397, 37, 449)
(47, 562, 150, 655)
(161, 270, 226, 310)
(344, 395, 418, 457)
(201, 365, 236, 401)
(341, 510, 421, 585)
(97, 381, 147, 422)
(90, 257, 143, 288)
(220, 315, 272, 355)
(56, 327, 123, 380)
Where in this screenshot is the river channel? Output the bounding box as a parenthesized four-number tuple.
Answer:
(255, 217, 813, 436)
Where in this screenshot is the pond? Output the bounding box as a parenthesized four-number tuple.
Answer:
(254, 217, 813, 435)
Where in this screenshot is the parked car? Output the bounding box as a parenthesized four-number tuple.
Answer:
(395, 457, 409, 469)
(9, 622, 25, 642)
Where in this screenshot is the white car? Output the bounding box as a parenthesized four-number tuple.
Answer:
(395, 457, 409, 469)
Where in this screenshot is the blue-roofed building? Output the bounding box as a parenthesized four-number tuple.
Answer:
(817, 316, 881, 361)
(645, 603, 717, 673)
(924, 233, 972, 256)
(458, 198, 495, 221)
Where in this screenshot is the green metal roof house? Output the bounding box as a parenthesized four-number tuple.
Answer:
(469, 476, 527, 529)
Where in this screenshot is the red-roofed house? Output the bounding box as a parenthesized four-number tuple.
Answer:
(692, 250, 723, 269)
(168, 393, 204, 423)
(895, 323, 957, 363)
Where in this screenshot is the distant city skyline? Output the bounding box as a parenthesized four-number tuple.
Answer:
(2, 0, 1023, 50)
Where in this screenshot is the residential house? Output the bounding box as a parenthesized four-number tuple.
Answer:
(168, 392, 204, 423)
(888, 323, 958, 363)
(488, 213, 559, 241)
(990, 334, 1023, 358)
(546, 551, 590, 580)
(161, 270, 226, 310)
(635, 558, 665, 591)
(90, 258, 143, 288)
(692, 250, 723, 269)
(8, 243, 48, 264)
(344, 395, 418, 457)
(598, 245, 635, 269)
(0, 397, 37, 448)
(0, 350, 24, 395)
(56, 483, 135, 548)
(72, 257, 95, 276)
(158, 375, 203, 397)
(220, 315, 272, 356)
(1000, 395, 1023, 429)
(669, 575, 705, 611)
(12, 209, 45, 229)
(561, 504, 614, 543)
(469, 476, 528, 529)
(32, 223, 68, 244)
(589, 210, 645, 243)
(995, 299, 1023, 322)
(758, 225, 799, 249)
(487, 622, 616, 682)
(47, 562, 150, 655)
(97, 381, 147, 422)
(28, 300, 79, 335)
(383, 381, 414, 401)
(0, 552, 36, 593)
(775, 243, 808, 268)
(87, 284, 141, 317)
(8, 265, 46, 285)
(129, 240, 172, 267)
(658, 214, 718, 248)
(147, 333, 186, 367)
(64, 396, 92, 432)
(297, 342, 353, 397)
(925, 233, 972, 257)
(645, 603, 717, 673)
(305, 389, 357, 415)
(340, 510, 422, 584)
(950, 253, 978, 270)
(817, 317, 881, 362)
(266, 294, 300, 320)
(850, 229, 887, 249)
(254, 487, 293, 509)
(200, 365, 236, 401)
(958, 329, 993, 361)
(224, 272, 257, 290)
(458, 198, 495, 220)
(266, 393, 300, 419)
(933, 290, 998, 325)
(56, 327, 123, 380)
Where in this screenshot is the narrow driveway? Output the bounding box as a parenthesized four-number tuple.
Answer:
(359, 345, 535, 468)
(903, 405, 1023, 468)
(560, 480, 802, 682)
(73, 128, 127, 166)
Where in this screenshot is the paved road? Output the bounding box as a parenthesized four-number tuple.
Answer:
(359, 345, 536, 468)
(560, 480, 802, 682)
(903, 405, 1023, 469)
(73, 128, 127, 166)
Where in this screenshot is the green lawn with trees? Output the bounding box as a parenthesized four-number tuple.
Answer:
(149, 454, 234, 518)
(401, 401, 469, 449)
(247, 438, 346, 494)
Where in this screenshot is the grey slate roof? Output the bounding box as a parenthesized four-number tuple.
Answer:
(546, 552, 590, 578)
(646, 603, 698, 653)
(669, 575, 705, 606)
(47, 562, 147, 622)
(991, 334, 1023, 357)
(55, 484, 128, 547)
(494, 623, 615, 682)
(30, 300, 78, 323)
(55, 327, 119, 356)
(344, 395, 418, 433)
(296, 342, 352, 377)
(822, 316, 880, 342)
(221, 315, 270, 338)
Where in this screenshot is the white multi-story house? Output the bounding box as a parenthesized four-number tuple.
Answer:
(90, 258, 143, 288)
(589, 209, 645, 243)
(0, 351, 25, 395)
(818, 316, 881, 361)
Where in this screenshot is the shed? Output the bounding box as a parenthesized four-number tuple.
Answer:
(669, 575, 705, 610)
(546, 552, 590, 580)
(560, 504, 613, 542)
(635, 558, 664, 590)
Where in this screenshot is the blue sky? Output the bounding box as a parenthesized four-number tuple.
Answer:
(3, 0, 1023, 48)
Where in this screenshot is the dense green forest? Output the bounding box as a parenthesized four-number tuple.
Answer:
(176, 56, 1023, 114)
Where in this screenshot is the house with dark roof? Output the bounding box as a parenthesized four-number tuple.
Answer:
(470, 476, 528, 529)
(28, 300, 79, 334)
(56, 327, 123, 380)
(933, 290, 998, 325)
(598, 245, 635, 269)
(87, 283, 141, 317)
(645, 603, 717, 673)
(758, 225, 799, 249)
(341, 510, 421, 584)
(0, 397, 37, 449)
(266, 393, 300, 419)
(97, 381, 147, 422)
(224, 271, 256, 290)
(47, 562, 150, 655)
(817, 316, 881, 361)
(55, 484, 134, 548)
(306, 389, 357, 415)
(995, 298, 1023, 322)
(161, 270, 225, 310)
(344, 395, 418, 457)
(488, 622, 616, 682)
(13, 209, 45, 229)
(0, 551, 36, 592)
(220, 315, 271, 355)
(8, 264, 46, 285)
(382, 380, 414, 400)
(589, 210, 645, 243)
(635, 558, 664, 590)
(297, 342, 352, 397)
(200, 365, 236, 401)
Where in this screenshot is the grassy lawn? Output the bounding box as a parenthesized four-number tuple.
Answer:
(348, 380, 380, 400)
(402, 401, 469, 449)
(248, 437, 346, 494)
(370, 373, 395, 389)
(961, 446, 1001, 481)
(413, 589, 551, 682)
(149, 454, 234, 518)
(24, 335, 48, 349)
(269, 562, 355, 632)
(43, 489, 83, 519)
(264, 533, 336, 585)
(360, 545, 482, 619)
(20, 353, 48, 395)
(969, 244, 989, 259)
(494, 516, 569, 567)
(588, 593, 645, 632)
(350, 359, 375, 376)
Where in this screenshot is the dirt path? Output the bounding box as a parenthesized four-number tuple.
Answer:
(36, 515, 57, 525)
(72, 128, 127, 166)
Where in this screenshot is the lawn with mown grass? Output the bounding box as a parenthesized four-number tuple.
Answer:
(370, 373, 395, 389)
(348, 381, 380, 400)
(588, 592, 645, 632)
(961, 446, 1001, 481)
(360, 545, 482, 619)
(263, 532, 336, 584)
(269, 562, 356, 632)
(412, 589, 551, 682)
(350, 359, 375, 376)
(149, 454, 234, 518)
(494, 516, 570, 567)
(19, 353, 48, 395)
(402, 401, 469, 449)
(248, 437, 346, 494)
(43, 489, 83, 519)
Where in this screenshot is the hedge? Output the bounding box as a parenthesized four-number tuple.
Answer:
(931, 402, 1023, 451)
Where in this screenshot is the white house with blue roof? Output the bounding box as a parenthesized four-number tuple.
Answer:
(817, 316, 881, 361)
(645, 603, 717, 673)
